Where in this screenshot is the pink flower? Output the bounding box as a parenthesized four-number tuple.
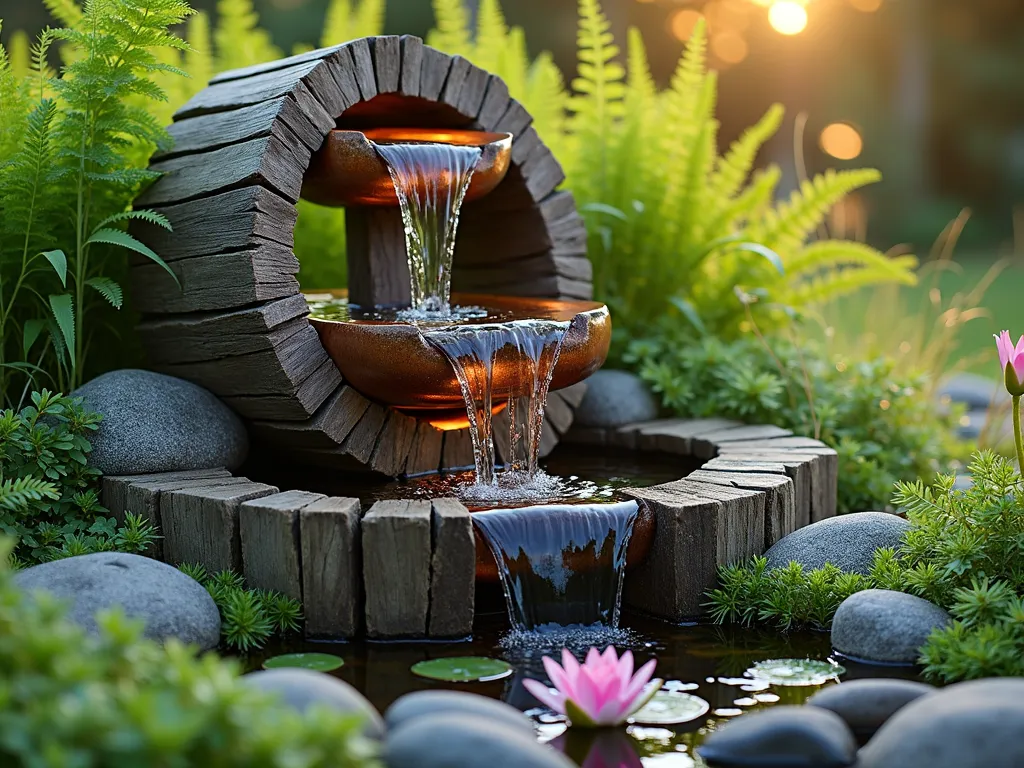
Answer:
(522, 647, 661, 728)
(996, 330, 1024, 396)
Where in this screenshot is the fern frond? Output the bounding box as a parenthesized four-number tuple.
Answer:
(8, 30, 31, 81)
(321, 0, 353, 46)
(183, 12, 213, 93)
(783, 254, 919, 306)
(43, 0, 83, 27)
(86, 277, 124, 309)
(0, 476, 60, 512)
(523, 53, 568, 151)
(354, 0, 386, 37)
(428, 0, 473, 57)
(785, 240, 918, 281)
(495, 25, 529, 101)
(0, 25, 28, 161)
(756, 168, 882, 253)
(213, 0, 281, 72)
(708, 103, 784, 205)
(472, 0, 509, 73)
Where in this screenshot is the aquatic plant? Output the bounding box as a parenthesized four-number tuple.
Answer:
(995, 329, 1024, 473)
(523, 647, 660, 728)
(0, 536, 379, 768)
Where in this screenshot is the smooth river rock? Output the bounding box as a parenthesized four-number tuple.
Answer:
(806, 678, 936, 744)
(831, 589, 951, 665)
(73, 369, 248, 475)
(243, 668, 384, 739)
(764, 512, 910, 575)
(938, 372, 998, 410)
(859, 678, 1024, 768)
(573, 370, 658, 428)
(385, 690, 534, 737)
(696, 705, 857, 767)
(385, 713, 574, 768)
(14, 552, 220, 650)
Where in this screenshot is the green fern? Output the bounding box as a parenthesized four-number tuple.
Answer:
(213, 0, 281, 73)
(321, 0, 386, 47)
(427, 0, 472, 57)
(0, 476, 60, 512)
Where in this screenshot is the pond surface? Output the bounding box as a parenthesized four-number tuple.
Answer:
(252, 612, 922, 766)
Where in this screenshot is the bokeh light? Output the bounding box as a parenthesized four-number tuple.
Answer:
(670, 9, 706, 42)
(712, 32, 749, 64)
(820, 122, 864, 160)
(849, 0, 883, 11)
(768, 1, 809, 35)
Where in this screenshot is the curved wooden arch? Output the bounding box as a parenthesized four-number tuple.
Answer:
(131, 36, 592, 475)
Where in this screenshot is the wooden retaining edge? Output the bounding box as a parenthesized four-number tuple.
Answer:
(131, 36, 591, 475)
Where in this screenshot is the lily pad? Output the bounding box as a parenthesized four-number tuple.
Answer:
(411, 656, 513, 683)
(746, 659, 845, 687)
(629, 691, 710, 725)
(262, 652, 345, 672)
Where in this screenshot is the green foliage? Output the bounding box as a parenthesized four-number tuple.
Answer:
(0, 0, 190, 401)
(628, 331, 962, 513)
(213, 0, 281, 72)
(0, 537, 379, 768)
(179, 562, 304, 652)
(708, 453, 1024, 683)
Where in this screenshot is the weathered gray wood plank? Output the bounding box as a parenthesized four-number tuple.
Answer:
(369, 411, 419, 476)
(429, 499, 475, 637)
(250, 385, 371, 450)
(346, 207, 411, 307)
(441, 429, 475, 471)
(222, 356, 342, 421)
(689, 469, 797, 550)
(404, 422, 444, 476)
(209, 42, 350, 85)
(240, 490, 326, 600)
(493, 100, 533, 137)
(349, 37, 378, 100)
(341, 402, 390, 464)
(418, 45, 451, 101)
(372, 35, 401, 93)
(362, 500, 432, 638)
(301, 496, 363, 638)
(439, 56, 471, 109)
(398, 35, 424, 96)
(456, 62, 491, 118)
(476, 76, 511, 130)
(162, 481, 279, 572)
(139, 314, 308, 366)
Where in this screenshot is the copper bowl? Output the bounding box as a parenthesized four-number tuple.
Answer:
(301, 128, 513, 207)
(473, 501, 656, 582)
(308, 292, 612, 413)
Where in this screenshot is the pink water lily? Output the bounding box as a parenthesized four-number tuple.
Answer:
(522, 647, 661, 728)
(996, 330, 1024, 396)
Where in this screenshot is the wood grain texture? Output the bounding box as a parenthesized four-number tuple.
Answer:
(161, 481, 279, 572)
(346, 207, 411, 307)
(362, 500, 432, 638)
(404, 422, 444, 476)
(177, 59, 324, 118)
(456, 62, 490, 118)
(369, 411, 419, 476)
(493, 100, 533, 137)
(240, 490, 326, 600)
(688, 469, 797, 550)
(349, 37, 378, 101)
(418, 45, 451, 101)
(372, 35, 401, 93)
(301, 496, 363, 638)
(139, 312, 309, 366)
(439, 56, 471, 109)
(399, 35, 424, 96)
(222, 356, 342, 421)
(341, 403, 390, 464)
(429, 499, 475, 637)
(441, 429, 475, 472)
(250, 385, 371, 449)
(476, 76, 511, 130)
(209, 43, 349, 85)
(623, 479, 764, 621)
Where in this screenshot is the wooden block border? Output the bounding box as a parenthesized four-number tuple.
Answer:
(132, 36, 589, 474)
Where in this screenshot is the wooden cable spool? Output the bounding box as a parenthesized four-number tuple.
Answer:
(131, 36, 592, 476)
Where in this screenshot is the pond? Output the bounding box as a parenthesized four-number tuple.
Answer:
(252, 612, 922, 766)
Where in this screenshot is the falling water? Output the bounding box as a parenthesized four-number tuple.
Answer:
(374, 142, 482, 317)
(423, 319, 569, 487)
(473, 500, 640, 631)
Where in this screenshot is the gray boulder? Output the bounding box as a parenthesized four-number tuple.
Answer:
(696, 705, 857, 768)
(573, 370, 658, 428)
(831, 590, 951, 665)
(859, 678, 1024, 768)
(243, 668, 384, 739)
(938, 372, 997, 410)
(764, 512, 910, 575)
(385, 713, 574, 768)
(73, 369, 247, 475)
(14, 552, 220, 650)
(386, 691, 533, 737)
(806, 679, 936, 744)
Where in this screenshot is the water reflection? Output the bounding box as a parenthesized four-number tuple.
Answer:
(552, 729, 644, 768)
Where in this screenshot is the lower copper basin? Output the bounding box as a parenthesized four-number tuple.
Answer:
(472, 501, 655, 582)
(301, 128, 513, 207)
(308, 292, 612, 412)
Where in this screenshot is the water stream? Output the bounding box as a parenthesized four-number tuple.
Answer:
(472, 500, 639, 631)
(374, 142, 481, 317)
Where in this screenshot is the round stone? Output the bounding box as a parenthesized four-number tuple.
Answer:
(14, 552, 220, 650)
(385, 713, 575, 768)
(764, 512, 910, 575)
(696, 705, 857, 768)
(859, 678, 1024, 768)
(831, 590, 951, 665)
(386, 691, 534, 737)
(242, 668, 384, 739)
(806, 679, 936, 744)
(938, 373, 997, 410)
(73, 368, 248, 475)
(574, 370, 658, 428)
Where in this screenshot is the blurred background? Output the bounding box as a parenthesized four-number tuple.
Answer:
(5, 0, 1022, 369)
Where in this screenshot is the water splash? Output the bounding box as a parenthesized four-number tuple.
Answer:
(424, 319, 568, 486)
(373, 142, 481, 316)
(473, 500, 639, 630)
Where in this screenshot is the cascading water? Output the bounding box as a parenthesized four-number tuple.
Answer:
(423, 319, 568, 488)
(373, 142, 481, 317)
(473, 500, 640, 631)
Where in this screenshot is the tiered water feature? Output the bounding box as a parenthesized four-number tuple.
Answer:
(301, 125, 639, 636)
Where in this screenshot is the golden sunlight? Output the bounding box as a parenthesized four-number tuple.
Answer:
(671, 9, 706, 41)
(768, 1, 809, 35)
(820, 122, 864, 160)
(849, 0, 883, 11)
(712, 31, 749, 64)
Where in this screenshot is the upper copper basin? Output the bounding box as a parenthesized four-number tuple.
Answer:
(308, 292, 612, 412)
(301, 128, 513, 207)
